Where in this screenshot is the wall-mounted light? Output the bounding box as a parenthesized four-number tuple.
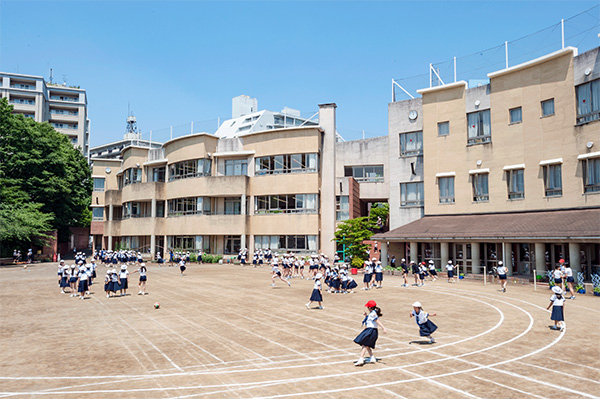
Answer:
(584, 68, 592, 76)
(476, 160, 483, 166)
(587, 141, 594, 149)
(475, 100, 481, 108)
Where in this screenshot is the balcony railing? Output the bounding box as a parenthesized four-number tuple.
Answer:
(467, 135, 492, 145)
(148, 148, 165, 162)
(473, 195, 489, 202)
(50, 95, 79, 102)
(576, 111, 600, 125)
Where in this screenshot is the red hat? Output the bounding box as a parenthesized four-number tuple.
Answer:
(365, 300, 377, 308)
(559, 259, 565, 263)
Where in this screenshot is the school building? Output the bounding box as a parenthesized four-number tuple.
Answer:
(373, 46, 600, 279)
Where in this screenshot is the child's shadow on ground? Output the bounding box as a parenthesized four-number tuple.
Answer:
(409, 340, 434, 345)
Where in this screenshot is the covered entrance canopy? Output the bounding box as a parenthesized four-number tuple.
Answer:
(373, 208, 600, 277)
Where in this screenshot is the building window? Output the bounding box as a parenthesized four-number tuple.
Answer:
(168, 235, 210, 252)
(507, 169, 525, 199)
(254, 194, 318, 214)
(92, 207, 104, 221)
(123, 167, 142, 187)
(509, 107, 522, 124)
(93, 177, 105, 192)
(156, 201, 165, 218)
(437, 122, 449, 137)
(254, 235, 317, 252)
(438, 177, 455, 204)
(343, 165, 384, 182)
(224, 235, 242, 254)
(168, 159, 211, 181)
(224, 197, 242, 215)
(167, 197, 212, 216)
(471, 174, 489, 202)
(121, 201, 151, 219)
(543, 164, 562, 197)
(467, 109, 491, 144)
(151, 167, 165, 182)
(541, 99, 555, 117)
(576, 79, 600, 124)
(9, 98, 35, 105)
(336, 196, 349, 221)
(583, 158, 600, 193)
(224, 159, 248, 176)
(399, 131, 423, 156)
(400, 182, 424, 206)
(255, 153, 318, 175)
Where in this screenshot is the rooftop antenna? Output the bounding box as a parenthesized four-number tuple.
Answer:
(62, 75, 67, 86)
(124, 103, 141, 140)
(49, 68, 53, 84)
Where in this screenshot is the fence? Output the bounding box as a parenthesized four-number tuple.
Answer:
(393, 5, 600, 101)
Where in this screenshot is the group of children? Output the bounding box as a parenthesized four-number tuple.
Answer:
(551, 259, 577, 299)
(96, 249, 143, 266)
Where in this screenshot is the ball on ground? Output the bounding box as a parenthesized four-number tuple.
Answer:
(154, 302, 160, 309)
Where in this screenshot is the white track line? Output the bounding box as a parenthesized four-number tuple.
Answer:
(515, 361, 600, 385)
(548, 357, 600, 372)
(471, 375, 549, 399)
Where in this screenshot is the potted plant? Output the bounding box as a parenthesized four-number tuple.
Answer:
(593, 287, 600, 297)
(575, 283, 585, 294)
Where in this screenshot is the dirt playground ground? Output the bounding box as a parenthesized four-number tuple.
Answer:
(0, 261, 599, 398)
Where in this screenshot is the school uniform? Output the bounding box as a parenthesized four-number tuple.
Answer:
(412, 309, 438, 337)
(497, 266, 507, 280)
(119, 270, 129, 289)
(59, 267, 70, 288)
(354, 310, 380, 349)
(309, 279, 323, 302)
(363, 264, 373, 283)
(77, 269, 88, 293)
(564, 267, 574, 283)
(272, 264, 281, 276)
(139, 267, 147, 282)
(374, 264, 384, 282)
(428, 264, 437, 276)
(549, 294, 565, 321)
(446, 264, 455, 278)
(419, 265, 427, 281)
(109, 273, 120, 292)
(179, 260, 186, 273)
(553, 269, 563, 284)
(340, 269, 349, 290)
(103, 275, 110, 292)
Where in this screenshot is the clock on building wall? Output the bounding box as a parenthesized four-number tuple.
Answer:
(105, 167, 111, 174)
(408, 110, 418, 121)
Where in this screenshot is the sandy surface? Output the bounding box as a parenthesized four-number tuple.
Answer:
(1, 262, 598, 398)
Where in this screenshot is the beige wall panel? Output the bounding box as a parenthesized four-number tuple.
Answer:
(250, 173, 319, 196)
(105, 190, 122, 206)
(121, 182, 166, 203)
(122, 147, 149, 169)
(92, 160, 120, 190)
(164, 134, 218, 163)
(119, 218, 156, 237)
(242, 128, 320, 156)
(249, 214, 319, 235)
(357, 182, 389, 199)
(166, 176, 249, 199)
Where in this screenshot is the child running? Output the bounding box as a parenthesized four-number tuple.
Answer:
(446, 260, 456, 284)
(410, 301, 437, 343)
(305, 273, 324, 309)
(131, 263, 148, 295)
(547, 286, 566, 331)
(271, 259, 291, 287)
(353, 300, 387, 366)
(497, 261, 508, 292)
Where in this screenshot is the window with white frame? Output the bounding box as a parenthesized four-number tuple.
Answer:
(336, 196, 349, 221)
(93, 177, 105, 191)
(123, 167, 142, 187)
(541, 99, 555, 117)
(167, 197, 212, 216)
(343, 165, 384, 182)
(471, 173, 489, 202)
(168, 159, 211, 181)
(400, 182, 424, 206)
(467, 110, 491, 144)
(543, 164, 562, 197)
(254, 194, 318, 214)
(224, 159, 248, 176)
(576, 79, 600, 124)
(506, 169, 525, 199)
(224, 197, 242, 215)
(583, 157, 600, 193)
(399, 131, 423, 156)
(254, 235, 318, 252)
(92, 207, 104, 221)
(437, 122, 449, 137)
(254, 153, 318, 175)
(438, 177, 455, 204)
(509, 107, 522, 124)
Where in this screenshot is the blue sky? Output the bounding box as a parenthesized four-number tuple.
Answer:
(1, 1, 598, 146)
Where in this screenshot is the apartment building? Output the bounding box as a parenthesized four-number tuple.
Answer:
(90, 104, 337, 258)
(374, 46, 600, 278)
(0, 72, 90, 157)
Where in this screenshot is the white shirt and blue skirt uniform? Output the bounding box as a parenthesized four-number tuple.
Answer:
(553, 269, 563, 284)
(564, 267, 574, 283)
(109, 272, 120, 292)
(363, 264, 373, 283)
(549, 294, 565, 321)
(354, 310, 380, 348)
(446, 264, 454, 278)
(179, 260, 186, 273)
(348, 277, 358, 290)
(497, 266, 507, 280)
(374, 263, 384, 282)
(119, 270, 129, 289)
(59, 267, 70, 288)
(139, 268, 147, 282)
(77, 270, 88, 293)
(412, 309, 438, 337)
(69, 267, 78, 284)
(309, 280, 323, 302)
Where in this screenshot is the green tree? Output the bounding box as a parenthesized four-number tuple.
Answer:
(369, 202, 389, 229)
(333, 217, 376, 267)
(0, 98, 92, 251)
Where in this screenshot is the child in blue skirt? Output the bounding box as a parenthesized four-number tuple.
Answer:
(305, 273, 323, 309)
(547, 286, 566, 331)
(354, 300, 387, 366)
(410, 301, 437, 343)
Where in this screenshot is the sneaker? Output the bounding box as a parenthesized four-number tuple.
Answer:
(354, 359, 365, 366)
(430, 337, 436, 343)
(318, 306, 324, 309)
(61, 290, 65, 294)
(106, 294, 109, 298)
(80, 296, 84, 300)
(550, 326, 559, 330)
(366, 356, 377, 363)
(287, 281, 291, 287)
(570, 296, 576, 300)
(305, 303, 310, 309)
(271, 283, 275, 286)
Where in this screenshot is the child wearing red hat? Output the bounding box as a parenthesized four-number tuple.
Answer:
(353, 300, 387, 366)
